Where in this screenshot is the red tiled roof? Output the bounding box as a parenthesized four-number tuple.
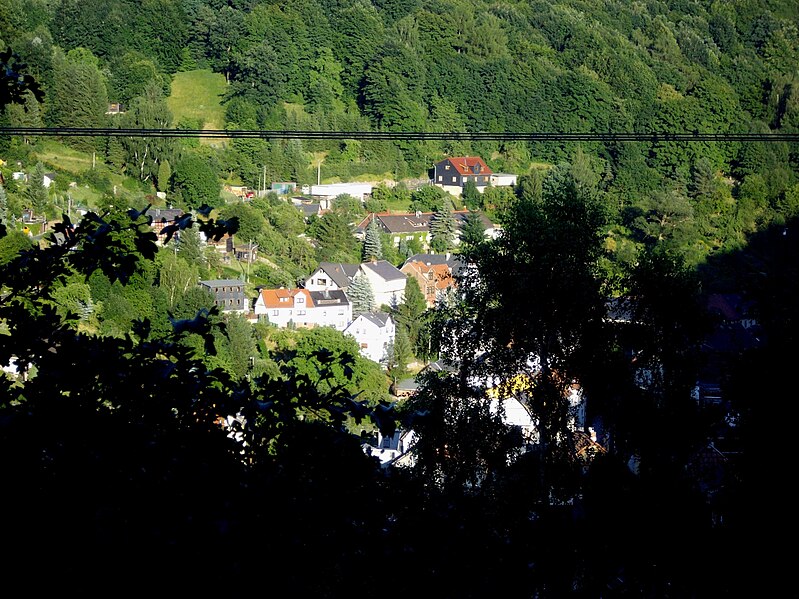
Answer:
(259, 288, 314, 309)
(440, 156, 493, 176)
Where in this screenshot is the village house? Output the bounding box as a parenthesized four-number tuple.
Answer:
(291, 197, 322, 222)
(304, 260, 406, 309)
(145, 207, 184, 246)
(403, 252, 466, 277)
(356, 212, 432, 248)
(432, 156, 493, 196)
(199, 279, 248, 314)
(400, 259, 456, 308)
(254, 287, 351, 330)
(359, 259, 407, 309)
(304, 262, 360, 293)
(344, 311, 396, 365)
(357, 210, 499, 249)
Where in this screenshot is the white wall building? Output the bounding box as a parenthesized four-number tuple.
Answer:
(305, 182, 374, 202)
(254, 288, 351, 330)
(344, 312, 396, 365)
(359, 260, 407, 309)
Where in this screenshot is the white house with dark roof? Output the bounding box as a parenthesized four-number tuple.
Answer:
(307, 289, 352, 330)
(358, 260, 407, 309)
(344, 311, 396, 364)
(304, 262, 360, 293)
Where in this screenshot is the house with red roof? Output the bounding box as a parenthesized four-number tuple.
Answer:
(400, 259, 455, 308)
(254, 287, 351, 330)
(432, 156, 493, 196)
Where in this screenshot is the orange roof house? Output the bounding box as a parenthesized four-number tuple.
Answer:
(400, 260, 455, 308)
(254, 287, 351, 330)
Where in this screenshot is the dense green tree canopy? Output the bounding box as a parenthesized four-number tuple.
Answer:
(171, 152, 222, 210)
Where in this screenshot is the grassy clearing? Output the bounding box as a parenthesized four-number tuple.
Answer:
(168, 70, 227, 144)
(35, 141, 94, 174)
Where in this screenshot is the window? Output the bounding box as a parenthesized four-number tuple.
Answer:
(297, 297, 304, 304)
(444, 165, 450, 170)
(317, 278, 327, 286)
(298, 310, 306, 316)
(451, 176, 457, 183)
(360, 343, 368, 349)
(272, 310, 279, 316)
(426, 286, 435, 296)
(438, 175, 442, 182)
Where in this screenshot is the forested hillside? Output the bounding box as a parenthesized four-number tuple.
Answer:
(2, 0, 798, 268)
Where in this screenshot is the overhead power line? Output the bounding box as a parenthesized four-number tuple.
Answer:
(1, 127, 798, 142)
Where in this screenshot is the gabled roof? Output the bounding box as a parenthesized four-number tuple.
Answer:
(436, 156, 493, 176)
(358, 211, 496, 235)
(146, 207, 184, 220)
(404, 253, 467, 277)
(258, 288, 313, 309)
(361, 260, 407, 282)
(451, 210, 496, 230)
(308, 289, 349, 306)
(358, 212, 433, 234)
(314, 262, 359, 288)
(200, 279, 245, 289)
(401, 261, 453, 291)
(356, 311, 393, 328)
(300, 203, 321, 217)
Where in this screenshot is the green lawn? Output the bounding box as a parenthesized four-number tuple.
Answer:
(168, 69, 227, 143)
(36, 141, 95, 174)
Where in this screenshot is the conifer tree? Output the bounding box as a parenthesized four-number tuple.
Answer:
(385, 324, 412, 382)
(27, 162, 49, 217)
(362, 218, 383, 261)
(348, 271, 375, 316)
(394, 275, 427, 351)
(176, 225, 205, 270)
(429, 208, 457, 253)
(459, 209, 487, 250)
